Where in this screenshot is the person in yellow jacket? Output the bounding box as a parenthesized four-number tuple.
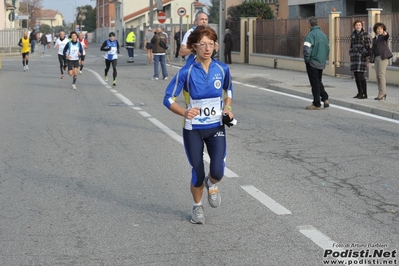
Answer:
(18, 31, 31, 72)
(126, 29, 136, 62)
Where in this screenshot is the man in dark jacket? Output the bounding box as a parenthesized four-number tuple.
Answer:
(174, 28, 185, 59)
(303, 16, 330, 110)
(224, 29, 233, 64)
(151, 27, 168, 80)
(30, 30, 38, 54)
(39, 32, 47, 56)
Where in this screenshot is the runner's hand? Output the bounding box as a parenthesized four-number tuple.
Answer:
(184, 107, 200, 119)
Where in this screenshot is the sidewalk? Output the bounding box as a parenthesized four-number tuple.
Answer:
(171, 58, 399, 120)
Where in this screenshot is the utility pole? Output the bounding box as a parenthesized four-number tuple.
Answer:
(149, 0, 153, 29)
(218, 0, 225, 60)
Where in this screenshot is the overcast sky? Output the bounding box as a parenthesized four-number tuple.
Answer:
(41, 0, 94, 23)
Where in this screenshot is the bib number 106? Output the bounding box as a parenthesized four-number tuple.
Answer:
(199, 107, 217, 117)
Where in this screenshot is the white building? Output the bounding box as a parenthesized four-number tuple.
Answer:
(122, 0, 205, 30)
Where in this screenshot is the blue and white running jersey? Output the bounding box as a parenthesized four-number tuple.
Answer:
(104, 39, 118, 60)
(163, 59, 233, 130)
(63, 41, 83, 60)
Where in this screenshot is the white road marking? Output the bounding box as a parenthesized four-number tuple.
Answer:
(138, 111, 151, 118)
(241, 185, 291, 215)
(86, 67, 240, 178)
(298, 225, 369, 266)
(114, 93, 134, 106)
(255, 87, 399, 124)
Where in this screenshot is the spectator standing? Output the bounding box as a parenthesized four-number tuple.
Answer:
(174, 28, 186, 60)
(30, 29, 38, 54)
(143, 27, 154, 64)
(151, 27, 168, 80)
(349, 20, 371, 99)
(40, 33, 47, 56)
(303, 16, 330, 110)
(126, 29, 136, 62)
(371, 22, 393, 100)
(223, 29, 233, 64)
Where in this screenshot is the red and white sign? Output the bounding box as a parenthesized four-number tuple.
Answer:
(157, 11, 166, 24)
(177, 7, 186, 17)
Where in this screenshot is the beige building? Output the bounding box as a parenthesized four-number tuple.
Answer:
(3, 0, 19, 30)
(37, 9, 64, 29)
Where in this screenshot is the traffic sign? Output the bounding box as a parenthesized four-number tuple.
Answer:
(16, 15, 29, 20)
(157, 11, 166, 24)
(177, 7, 186, 17)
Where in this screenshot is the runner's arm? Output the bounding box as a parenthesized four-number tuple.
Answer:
(100, 41, 109, 51)
(62, 43, 69, 56)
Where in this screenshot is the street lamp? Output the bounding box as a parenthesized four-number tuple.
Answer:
(77, 7, 87, 32)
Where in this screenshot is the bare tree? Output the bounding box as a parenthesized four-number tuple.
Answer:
(19, 0, 43, 30)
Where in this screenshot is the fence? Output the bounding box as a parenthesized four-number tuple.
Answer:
(253, 18, 329, 58)
(248, 13, 399, 68)
(380, 13, 399, 66)
(0, 29, 25, 48)
(226, 21, 241, 52)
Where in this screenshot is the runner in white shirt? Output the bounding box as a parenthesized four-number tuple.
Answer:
(179, 11, 209, 63)
(62, 31, 83, 90)
(78, 32, 89, 74)
(54, 31, 69, 79)
(45, 32, 52, 51)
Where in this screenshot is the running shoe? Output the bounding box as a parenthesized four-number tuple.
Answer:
(25, 65, 29, 71)
(306, 104, 321, 110)
(152, 77, 159, 81)
(190, 205, 205, 224)
(113, 80, 116, 86)
(79, 70, 82, 75)
(72, 84, 77, 90)
(104, 76, 108, 82)
(323, 100, 330, 108)
(204, 176, 221, 208)
(61, 75, 64, 79)
(23, 66, 26, 72)
(163, 77, 168, 80)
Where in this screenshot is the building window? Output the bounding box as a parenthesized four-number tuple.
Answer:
(299, 4, 315, 18)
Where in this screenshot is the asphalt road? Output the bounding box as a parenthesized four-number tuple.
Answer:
(0, 44, 398, 266)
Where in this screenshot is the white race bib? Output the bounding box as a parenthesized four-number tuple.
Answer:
(191, 97, 221, 125)
(110, 47, 117, 54)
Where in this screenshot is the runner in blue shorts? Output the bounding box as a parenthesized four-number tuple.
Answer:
(163, 26, 234, 224)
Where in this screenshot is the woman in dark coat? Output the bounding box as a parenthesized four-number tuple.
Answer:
(349, 20, 371, 99)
